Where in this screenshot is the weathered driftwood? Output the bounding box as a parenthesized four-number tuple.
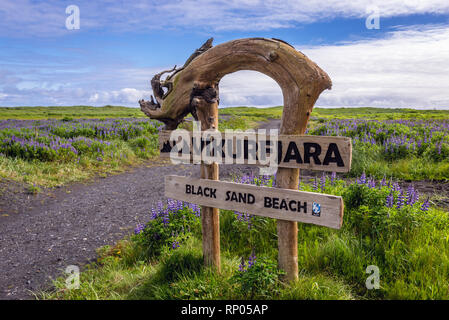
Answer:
(139, 37, 331, 129)
(196, 95, 221, 271)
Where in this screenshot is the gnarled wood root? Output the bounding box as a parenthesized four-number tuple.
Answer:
(139, 37, 331, 130)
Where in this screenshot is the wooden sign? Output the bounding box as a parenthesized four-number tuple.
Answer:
(159, 130, 352, 172)
(141, 37, 339, 281)
(165, 175, 344, 229)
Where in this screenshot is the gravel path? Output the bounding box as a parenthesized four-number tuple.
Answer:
(0, 161, 259, 300)
(1, 118, 447, 300)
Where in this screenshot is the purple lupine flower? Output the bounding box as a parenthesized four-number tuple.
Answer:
(245, 214, 254, 230)
(421, 198, 430, 212)
(396, 191, 405, 209)
(320, 173, 326, 192)
(331, 172, 337, 185)
(386, 192, 394, 208)
(248, 251, 257, 268)
(150, 207, 158, 219)
(260, 175, 270, 187)
(157, 201, 163, 213)
(368, 177, 376, 189)
(406, 185, 417, 206)
(358, 172, 367, 185)
(413, 189, 420, 203)
(171, 240, 180, 250)
(312, 177, 318, 191)
(235, 211, 244, 221)
(134, 224, 145, 235)
(162, 213, 169, 225)
(167, 198, 176, 212)
(239, 257, 246, 272)
(189, 203, 201, 217)
(392, 182, 401, 192)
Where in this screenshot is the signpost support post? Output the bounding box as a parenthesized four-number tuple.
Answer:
(275, 168, 300, 282)
(192, 82, 221, 272)
(275, 81, 328, 282)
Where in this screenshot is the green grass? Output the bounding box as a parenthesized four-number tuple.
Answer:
(219, 106, 283, 121)
(39, 176, 449, 300)
(0, 106, 146, 120)
(2, 106, 446, 300)
(0, 106, 261, 187)
(219, 106, 449, 122)
(0, 140, 153, 187)
(2, 105, 449, 186)
(221, 106, 449, 180)
(2, 105, 449, 122)
(0, 118, 162, 187)
(312, 107, 449, 121)
(348, 141, 449, 180)
(39, 234, 356, 300)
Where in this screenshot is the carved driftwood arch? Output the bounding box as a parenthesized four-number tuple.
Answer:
(139, 37, 331, 131)
(140, 37, 332, 281)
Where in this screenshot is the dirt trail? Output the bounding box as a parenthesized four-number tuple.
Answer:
(0, 161, 260, 299)
(0, 118, 447, 300)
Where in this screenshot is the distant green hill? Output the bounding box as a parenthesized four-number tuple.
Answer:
(1, 105, 449, 121)
(219, 106, 449, 121)
(0, 105, 145, 119)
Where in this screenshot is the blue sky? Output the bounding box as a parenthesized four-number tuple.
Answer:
(1, 0, 449, 108)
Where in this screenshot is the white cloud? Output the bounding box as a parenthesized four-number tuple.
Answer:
(302, 24, 449, 108)
(219, 71, 283, 107)
(1, 0, 449, 35)
(88, 88, 150, 105)
(216, 24, 449, 109)
(1, 24, 449, 109)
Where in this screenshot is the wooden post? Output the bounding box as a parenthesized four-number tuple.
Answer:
(192, 82, 221, 271)
(200, 163, 220, 270)
(276, 168, 299, 281)
(275, 82, 323, 281)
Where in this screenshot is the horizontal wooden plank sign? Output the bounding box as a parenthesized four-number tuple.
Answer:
(159, 130, 352, 173)
(165, 175, 344, 229)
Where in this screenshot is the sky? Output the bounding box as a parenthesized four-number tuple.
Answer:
(1, 0, 449, 109)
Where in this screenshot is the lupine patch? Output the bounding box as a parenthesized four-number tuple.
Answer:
(310, 119, 449, 163)
(0, 118, 162, 163)
(132, 198, 201, 257)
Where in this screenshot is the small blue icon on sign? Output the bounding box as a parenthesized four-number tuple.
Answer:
(312, 202, 321, 217)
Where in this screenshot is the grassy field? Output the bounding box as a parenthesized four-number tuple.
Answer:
(0, 106, 260, 187)
(220, 106, 449, 121)
(1, 105, 447, 300)
(1, 106, 448, 187)
(2, 105, 448, 121)
(223, 106, 449, 180)
(0, 117, 162, 187)
(40, 173, 449, 300)
(0, 106, 146, 120)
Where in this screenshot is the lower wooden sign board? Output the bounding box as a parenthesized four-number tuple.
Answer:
(165, 175, 344, 229)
